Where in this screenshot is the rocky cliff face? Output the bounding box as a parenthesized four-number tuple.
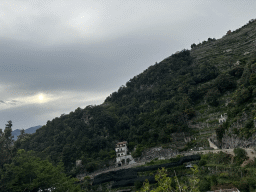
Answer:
(136, 146, 179, 162)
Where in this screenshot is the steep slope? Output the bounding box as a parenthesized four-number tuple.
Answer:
(19, 19, 256, 174)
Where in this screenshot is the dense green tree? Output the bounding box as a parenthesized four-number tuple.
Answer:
(205, 87, 221, 106)
(191, 43, 196, 49)
(0, 149, 81, 192)
(199, 178, 211, 192)
(234, 148, 247, 165)
(234, 87, 252, 104)
(138, 166, 200, 192)
(215, 73, 236, 93)
(215, 125, 225, 146)
(0, 121, 15, 169)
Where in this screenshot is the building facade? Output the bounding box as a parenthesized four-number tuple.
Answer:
(219, 113, 227, 124)
(115, 141, 134, 166)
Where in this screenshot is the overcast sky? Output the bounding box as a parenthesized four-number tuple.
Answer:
(0, 0, 256, 130)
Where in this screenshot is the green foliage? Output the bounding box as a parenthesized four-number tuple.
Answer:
(0, 121, 15, 169)
(191, 43, 196, 49)
(13, 21, 256, 176)
(135, 180, 144, 190)
(85, 162, 98, 173)
(128, 141, 136, 151)
(239, 119, 255, 139)
(234, 148, 247, 165)
(198, 159, 207, 166)
(199, 178, 211, 191)
(229, 66, 244, 78)
(215, 126, 225, 144)
(204, 87, 221, 106)
(138, 166, 200, 192)
(234, 87, 252, 104)
(249, 73, 256, 85)
(132, 145, 145, 158)
(0, 149, 81, 192)
(239, 65, 251, 86)
(210, 175, 218, 187)
(215, 73, 236, 93)
(201, 152, 231, 165)
(193, 63, 219, 84)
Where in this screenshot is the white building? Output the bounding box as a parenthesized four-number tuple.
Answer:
(115, 141, 128, 157)
(115, 141, 134, 166)
(219, 113, 227, 124)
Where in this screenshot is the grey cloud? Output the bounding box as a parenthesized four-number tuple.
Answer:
(0, 32, 175, 96)
(1, 0, 256, 131)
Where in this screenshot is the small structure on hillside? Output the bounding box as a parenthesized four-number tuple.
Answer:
(115, 141, 134, 166)
(219, 113, 227, 124)
(185, 163, 193, 169)
(76, 160, 82, 167)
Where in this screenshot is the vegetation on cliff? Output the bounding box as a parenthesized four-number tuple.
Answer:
(1, 19, 256, 191)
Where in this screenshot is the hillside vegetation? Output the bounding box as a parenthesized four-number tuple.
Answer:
(18, 19, 256, 173)
(1, 18, 256, 191)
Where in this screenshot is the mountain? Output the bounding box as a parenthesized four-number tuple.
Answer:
(18, 19, 256, 174)
(12, 125, 42, 141)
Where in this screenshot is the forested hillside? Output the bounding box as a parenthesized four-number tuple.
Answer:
(15, 19, 256, 175)
(1, 19, 256, 191)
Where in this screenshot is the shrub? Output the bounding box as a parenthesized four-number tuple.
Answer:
(86, 162, 98, 173)
(250, 73, 256, 85)
(199, 178, 211, 191)
(205, 87, 221, 106)
(234, 148, 247, 165)
(199, 159, 207, 166)
(229, 67, 244, 78)
(215, 73, 236, 93)
(235, 88, 251, 104)
(132, 145, 144, 158)
(134, 180, 143, 190)
(191, 43, 196, 49)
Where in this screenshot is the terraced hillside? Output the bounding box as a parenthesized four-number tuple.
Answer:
(17, 19, 256, 181)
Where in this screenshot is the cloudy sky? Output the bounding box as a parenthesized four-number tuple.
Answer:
(0, 0, 256, 130)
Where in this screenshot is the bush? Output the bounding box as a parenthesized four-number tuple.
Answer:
(235, 88, 252, 104)
(250, 73, 256, 85)
(210, 175, 218, 187)
(199, 178, 211, 191)
(128, 142, 136, 151)
(205, 87, 221, 106)
(199, 159, 207, 166)
(191, 43, 196, 49)
(132, 145, 144, 158)
(234, 148, 247, 165)
(215, 73, 236, 93)
(134, 180, 143, 190)
(86, 162, 98, 173)
(229, 67, 244, 78)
